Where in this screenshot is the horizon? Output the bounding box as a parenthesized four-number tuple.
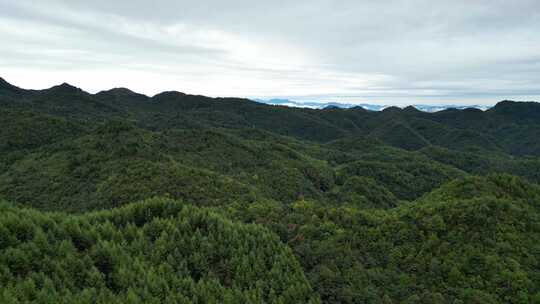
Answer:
(1, 1, 540, 106)
(2, 76, 534, 110)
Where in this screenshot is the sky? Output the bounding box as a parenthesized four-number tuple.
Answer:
(1, 0, 539, 106)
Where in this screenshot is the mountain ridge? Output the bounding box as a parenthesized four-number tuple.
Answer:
(254, 97, 496, 112)
(1, 76, 540, 153)
(1, 77, 530, 112)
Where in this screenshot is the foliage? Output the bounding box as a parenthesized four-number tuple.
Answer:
(227, 175, 540, 303)
(0, 199, 319, 303)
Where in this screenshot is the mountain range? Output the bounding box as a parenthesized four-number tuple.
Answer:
(1, 76, 540, 303)
(254, 98, 493, 112)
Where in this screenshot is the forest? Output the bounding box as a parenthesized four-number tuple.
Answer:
(1, 77, 540, 303)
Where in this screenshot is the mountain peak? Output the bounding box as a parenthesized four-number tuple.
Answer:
(492, 100, 539, 110)
(492, 100, 516, 108)
(323, 105, 341, 110)
(381, 106, 402, 113)
(152, 91, 187, 101)
(403, 105, 421, 113)
(350, 106, 369, 112)
(0, 77, 15, 89)
(462, 107, 483, 113)
(489, 100, 540, 119)
(95, 87, 150, 102)
(58, 82, 78, 89)
(47, 82, 84, 94)
(107, 87, 135, 94)
(0, 77, 25, 95)
(97, 87, 140, 97)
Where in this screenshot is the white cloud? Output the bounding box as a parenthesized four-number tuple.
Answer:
(1, 0, 539, 105)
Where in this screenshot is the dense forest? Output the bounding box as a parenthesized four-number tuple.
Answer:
(1, 77, 540, 303)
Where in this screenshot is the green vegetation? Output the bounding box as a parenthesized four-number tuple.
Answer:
(1, 77, 540, 303)
(0, 199, 318, 303)
(227, 176, 540, 303)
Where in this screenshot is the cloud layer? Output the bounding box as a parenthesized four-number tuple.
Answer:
(1, 0, 539, 105)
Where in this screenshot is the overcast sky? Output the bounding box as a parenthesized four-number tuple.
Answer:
(1, 0, 539, 105)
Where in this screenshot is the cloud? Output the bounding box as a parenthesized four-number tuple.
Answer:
(1, 0, 539, 105)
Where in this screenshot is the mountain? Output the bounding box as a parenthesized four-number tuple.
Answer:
(254, 98, 382, 110)
(1, 76, 540, 303)
(255, 98, 492, 112)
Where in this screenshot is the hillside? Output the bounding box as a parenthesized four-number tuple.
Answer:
(0, 198, 319, 303)
(225, 174, 540, 303)
(1, 77, 540, 303)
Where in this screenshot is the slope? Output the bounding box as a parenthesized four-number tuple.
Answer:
(0, 198, 319, 303)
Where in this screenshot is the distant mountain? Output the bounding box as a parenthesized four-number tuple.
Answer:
(254, 98, 492, 112)
(413, 104, 492, 112)
(254, 98, 362, 109)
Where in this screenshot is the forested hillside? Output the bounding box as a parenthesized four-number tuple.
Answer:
(1, 77, 539, 303)
(0, 199, 318, 303)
